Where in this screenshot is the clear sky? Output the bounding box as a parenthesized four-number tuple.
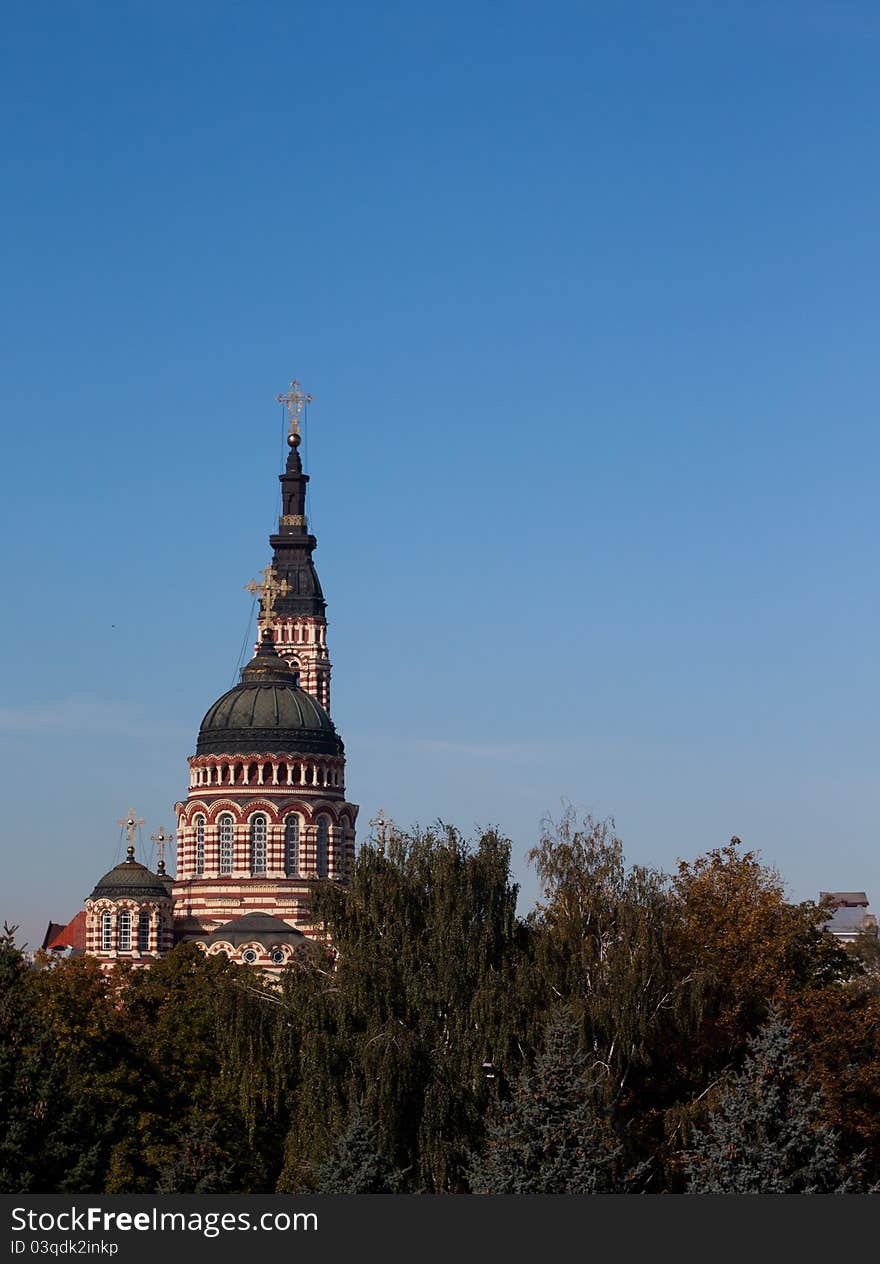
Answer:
(2, 0, 879, 949)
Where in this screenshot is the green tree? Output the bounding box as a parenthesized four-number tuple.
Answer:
(684, 1012, 857, 1193)
(529, 810, 702, 1090)
(468, 1009, 629, 1194)
(314, 1105, 402, 1193)
(527, 809, 705, 1186)
(0, 930, 110, 1192)
(118, 944, 289, 1193)
(153, 1110, 237, 1194)
(279, 825, 535, 1193)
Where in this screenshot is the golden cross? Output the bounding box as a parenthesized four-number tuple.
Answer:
(275, 378, 313, 441)
(369, 808, 394, 856)
(150, 826, 174, 874)
(118, 809, 144, 855)
(245, 564, 292, 632)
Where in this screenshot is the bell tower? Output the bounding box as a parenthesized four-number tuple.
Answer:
(172, 378, 358, 964)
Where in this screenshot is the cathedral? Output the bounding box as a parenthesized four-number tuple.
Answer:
(44, 381, 359, 972)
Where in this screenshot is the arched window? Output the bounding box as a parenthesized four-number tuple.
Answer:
(118, 910, 132, 952)
(250, 814, 267, 874)
(137, 911, 151, 952)
(101, 911, 112, 951)
(219, 814, 234, 874)
(284, 815, 300, 876)
(194, 815, 205, 875)
(316, 816, 329, 878)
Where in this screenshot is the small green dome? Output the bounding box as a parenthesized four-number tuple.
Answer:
(89, 850, 169, 901)
(196, 633, 342, 758)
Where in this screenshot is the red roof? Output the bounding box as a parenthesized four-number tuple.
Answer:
(45, 911, 87, 952)
(41, 922, 66, 950)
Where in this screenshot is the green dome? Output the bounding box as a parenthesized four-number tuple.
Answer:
(196, 633, 342, 758)
(89, 850, 169, 901)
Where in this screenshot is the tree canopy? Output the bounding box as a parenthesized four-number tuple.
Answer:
(2, 820, 877, 1194)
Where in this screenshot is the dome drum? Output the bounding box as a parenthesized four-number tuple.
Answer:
(187, 752, 345, 793)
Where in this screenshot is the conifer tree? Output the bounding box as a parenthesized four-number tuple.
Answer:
(467, 1009, 626, 1194)
(314, 1106, 402, 1193)
(154, 1112, 236, 1194)
(684, 1012, 856, 1193)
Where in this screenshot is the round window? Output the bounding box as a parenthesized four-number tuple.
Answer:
(271, 948, 285, 965)
(242, 948, 258, 964)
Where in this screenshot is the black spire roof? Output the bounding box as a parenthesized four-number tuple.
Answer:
(267, 434, 326, 619)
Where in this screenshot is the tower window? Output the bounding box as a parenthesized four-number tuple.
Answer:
(250, 814, 267, 874)
(137, 911, 151, 952)
(219, 814, 234, 874)
(101, 911, 112, 951)
(195, 815, 205, 875)
(118, 910, 132, 952)
(284, 815, 300, 876)
(242, 948, 258, 964)
(316, 817, 329, 878)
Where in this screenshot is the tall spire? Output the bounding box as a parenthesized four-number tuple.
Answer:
(266, 376, 332, 711)
(269, 377, 326, 619)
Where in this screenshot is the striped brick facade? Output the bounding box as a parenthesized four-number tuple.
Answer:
(270, 617, 331, 712)
(84, 893, 174, 973)
(172, 773, 357, 937)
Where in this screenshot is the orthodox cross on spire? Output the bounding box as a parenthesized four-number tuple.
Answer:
(245, 563, 292, 633)
(118, 808, 144, 860)
(150, 826, 174, 875)
(369, 808, 394, 857)
(276, 378, 313, 446)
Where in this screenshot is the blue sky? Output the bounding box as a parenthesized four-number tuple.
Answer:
(2, 1, 879, 948)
